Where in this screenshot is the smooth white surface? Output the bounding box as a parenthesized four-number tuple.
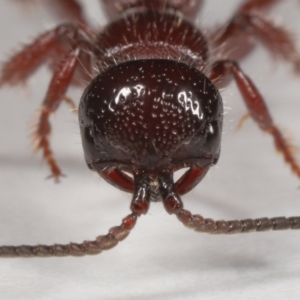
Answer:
(0, 1, 300, 299)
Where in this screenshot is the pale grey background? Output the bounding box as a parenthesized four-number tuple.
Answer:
(0, 0, 300, 299)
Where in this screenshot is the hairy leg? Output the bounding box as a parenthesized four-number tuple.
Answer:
(46, 0, 88, 25)
(0, 24, 93, 180)
(210, 0, 300, 72)
(11, 0, 89, 25)
(238, 0, 281, 13)
(210, 59, 300, 179)
(32, 46, 82, 180)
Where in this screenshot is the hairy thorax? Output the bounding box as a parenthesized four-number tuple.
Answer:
(94, 10, 209, 72)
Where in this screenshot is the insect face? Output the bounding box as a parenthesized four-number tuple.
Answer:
(79, 59, 223, 198)
(1, 0, 300, 258)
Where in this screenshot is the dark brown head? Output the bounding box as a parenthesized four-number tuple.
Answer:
(79, 59, 222, 210)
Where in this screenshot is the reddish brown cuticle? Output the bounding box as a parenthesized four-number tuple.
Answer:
(122, 214, 138, 230)
(0, 0, 300, 258)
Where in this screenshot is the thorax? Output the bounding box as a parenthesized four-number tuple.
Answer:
(94, 9, 208, 72)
